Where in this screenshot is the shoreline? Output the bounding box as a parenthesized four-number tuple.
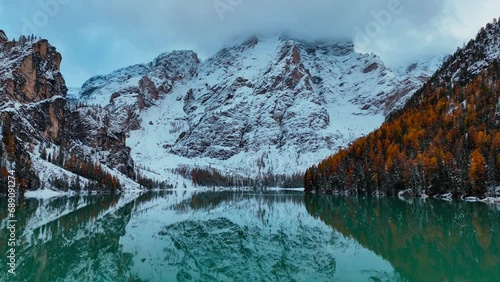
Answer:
(306, 189, 500, 204)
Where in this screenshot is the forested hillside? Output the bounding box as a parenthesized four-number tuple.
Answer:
(305, 19, 500, 197)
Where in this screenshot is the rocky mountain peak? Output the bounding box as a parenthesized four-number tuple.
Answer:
(80, 35, 443, 178)
(81, 49, 201, 107)
(1, 36, 67, 143)
(152, 50, 200, 74)
(1, 38, 66, 104)
(263, 40, 312, 92)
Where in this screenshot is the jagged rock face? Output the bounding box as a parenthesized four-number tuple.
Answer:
(107, 147, 135, 178)
(167, 37, 440, 162)
(30, 99, 66, 143)
(66, 107, 136, 178)
(80, 50, 200, 132)
(173, 38, 330, 160)
(138, 76, 158, 108)
(81, 50, 200, 106)
(1, 34, 67, 143)
(6, 40, 65, 103)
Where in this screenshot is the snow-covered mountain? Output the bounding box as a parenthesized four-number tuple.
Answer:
(432, 21, 500, 87)
(80, 36, 442, 179)
(0, 30, 144, 192)
(4, 19, 497, 192)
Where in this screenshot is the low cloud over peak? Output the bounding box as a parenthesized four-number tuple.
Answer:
(2, 0, 498, 86)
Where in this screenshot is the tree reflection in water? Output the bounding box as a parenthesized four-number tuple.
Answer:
(305, 194, 500, 282)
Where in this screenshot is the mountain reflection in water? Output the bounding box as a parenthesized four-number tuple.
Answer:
(0, 190, 498, 281)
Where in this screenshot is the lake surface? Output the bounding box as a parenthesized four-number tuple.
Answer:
(0, 190, 499, 281)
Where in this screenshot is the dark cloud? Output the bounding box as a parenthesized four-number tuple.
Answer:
(1, 0, 498, 86)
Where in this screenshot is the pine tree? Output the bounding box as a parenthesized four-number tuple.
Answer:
(468, 149, 486, 196)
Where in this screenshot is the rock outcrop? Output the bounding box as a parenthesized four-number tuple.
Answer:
(65, 106, 136, 178)
(0, 30, 138, 190)
(1, 32, 67, 144)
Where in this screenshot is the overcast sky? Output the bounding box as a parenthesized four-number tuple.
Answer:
(1, 0, 499, 87)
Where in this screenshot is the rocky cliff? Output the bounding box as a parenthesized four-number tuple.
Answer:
(0, 35, 66, 143)
(0, 30, 139, 192)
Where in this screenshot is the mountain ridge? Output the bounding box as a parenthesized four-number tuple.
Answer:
(0, 30, 445, 192)
(79, 35, 442, 180)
